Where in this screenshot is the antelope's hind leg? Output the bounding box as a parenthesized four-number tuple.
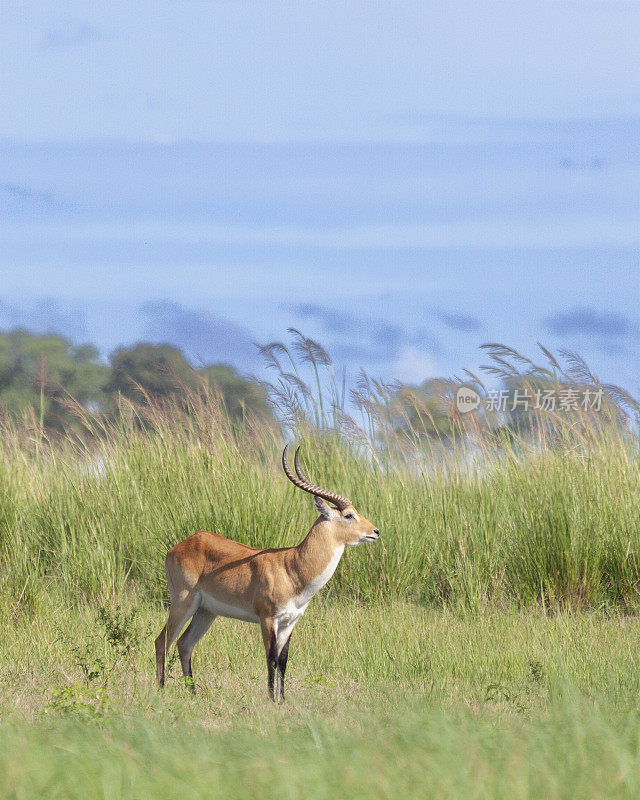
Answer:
(176, 608, 216, 692)
(154, 594, 199, 687)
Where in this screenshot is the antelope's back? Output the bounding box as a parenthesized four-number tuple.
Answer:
(166, 530, 262, 596)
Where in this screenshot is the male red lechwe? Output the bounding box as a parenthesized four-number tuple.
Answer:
(155, 445, 380, 701)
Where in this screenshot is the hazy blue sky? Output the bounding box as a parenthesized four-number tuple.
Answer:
(1, 1, 638, 388)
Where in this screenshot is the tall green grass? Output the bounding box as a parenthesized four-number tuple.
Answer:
(0, 339, 639, 612)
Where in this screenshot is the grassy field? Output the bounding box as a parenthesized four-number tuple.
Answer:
(1, 347, 640, 797)
(3, 600, 640, 797)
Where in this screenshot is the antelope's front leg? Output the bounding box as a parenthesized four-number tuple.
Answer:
(260, 618, 279, 702)
(276, 628, 293, 702)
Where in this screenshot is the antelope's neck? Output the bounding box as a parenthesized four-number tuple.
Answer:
(289, 525, 344, 601)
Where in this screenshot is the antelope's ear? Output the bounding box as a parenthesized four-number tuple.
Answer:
(314, 496, 339, 520)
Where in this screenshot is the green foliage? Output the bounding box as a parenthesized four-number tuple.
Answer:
(0, 328, 109, 428)
(96, 604, 142, 658)
(107, 342, 198, 401)
(43, 603, 144, 719)
(389, 378, 460, 440)
(0, 329, 273, 431)
(44, 682, 110, 719)
(200, 363, 271, 422)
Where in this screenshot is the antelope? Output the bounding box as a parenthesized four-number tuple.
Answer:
(155, 445, 380, 702)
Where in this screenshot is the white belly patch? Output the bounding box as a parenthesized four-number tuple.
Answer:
(199, 591, 260, 623)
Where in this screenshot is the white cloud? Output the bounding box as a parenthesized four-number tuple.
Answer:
(392, 346, 436, 385)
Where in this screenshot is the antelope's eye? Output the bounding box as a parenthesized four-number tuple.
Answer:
(344, 513, 354, 519)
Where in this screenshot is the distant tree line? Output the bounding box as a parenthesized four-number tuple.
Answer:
(0, 328, 622, 443)
(0, 329, 271, 431)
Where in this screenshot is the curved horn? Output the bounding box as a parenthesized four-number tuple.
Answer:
(282, 444, 352, 511)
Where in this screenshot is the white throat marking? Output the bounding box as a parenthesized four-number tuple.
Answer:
(275, 545, 345, 632)
(296, 545, 345, 608)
